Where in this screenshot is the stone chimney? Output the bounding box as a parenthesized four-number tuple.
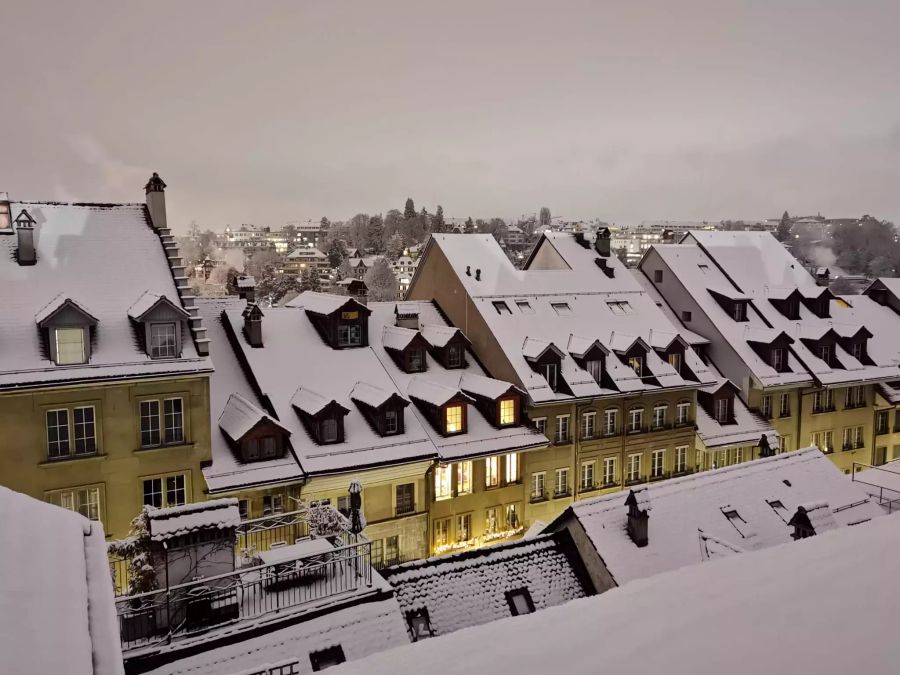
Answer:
(242, 303, 264, 348)
(594, 227, 611, 257)
(625, 489, 650, 547)
(145, 172, 168, 230)
(14, 209, 36, 266)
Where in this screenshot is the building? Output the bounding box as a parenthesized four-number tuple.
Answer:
(408, 231, 730, 536)
(0, 486, 123, 675)
(0, 176, 213, 539)
(639, 230, 900, 472)
(336, 500, 900, 675)
(548, 447, 883, 590)
(281, 245, 330, 277)
(219, 224, 273, 250)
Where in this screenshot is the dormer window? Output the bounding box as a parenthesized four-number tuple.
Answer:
(150, 323, 177, 358)
(385, 410, 399, 434)
(350, 382, 408, 438)
(714, 397, 732, 423)
(0, 200, 10, 231)
(732, 302, 747, 322)
(772, 347, 786, 372)
(543, 363, 558, 389)
(291, 387, 350, 445)
(55, 327, 86, 365)
(851, 342, 863, 361)
(321, 418, 339, 443)
(499, 398, 516, 426)
(219, 393, 291, 464)
(127, 292, 188, 359)
(667, 352, 681, 374)
(338, 323, 362, 346)
(37, 295, 99, 366)
(409, 349, 425, 372)
(445, 404, 464, 434)
(447, 344, 463, 367)
(628, 356, 643, 377)
(818, 344, 831, 363)
(586, 359, 602, 382)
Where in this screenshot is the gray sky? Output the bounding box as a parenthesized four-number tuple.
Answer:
(2, 1, 899, 231)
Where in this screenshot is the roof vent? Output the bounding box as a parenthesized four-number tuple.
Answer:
(14, 209, 36, 266)
(594, 257, 615, 279)
(475, 268, 481, 281)
(466, 265, 471, 276)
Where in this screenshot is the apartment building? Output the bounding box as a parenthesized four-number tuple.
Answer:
(639, 230, 900, 472)
(0, 175, 213, 539)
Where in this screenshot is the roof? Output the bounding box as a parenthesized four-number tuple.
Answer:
(460, 371, 522, 399)
(419, 324, 467, 348)
(382, 533, 589, 637)
(147, 498, 242, 541)
(0, 487, 123, 675)
(382, 325, 421, 351)
(286, 291, 368, 315)
(407, 377, 468, 407)
(35, 293, 99, 325)
(338, 509, 900, 675)
(0, 202, 210, 389)
(126, 291, 190, 322)
(552, 447, 882, 585)
(218, 392, 291, 442)
(350, 381, 405, 409)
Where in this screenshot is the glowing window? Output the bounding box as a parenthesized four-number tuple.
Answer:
(499, 398, 516, 425)
(445, 405, 463, 434)
(485, 456, 499, 487)
(434, 465, 452, 500)
(457, 461, 472, 495)
(505, 452, 519, 483)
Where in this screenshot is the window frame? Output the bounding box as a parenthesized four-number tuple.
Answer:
(444, 404, 464, 435)
(46, 484, 103, 523)
(555, 414, 570, 444)
(149, 322, 178, 359)
(675, 445, 688, 473)
(580, 460, 595, 490)
(54, 327, 87, 366)
(505, 588, 535, 616)
(434, 465, 452, 501)
(142, 472, 188, 509)
(582, 411, 596, 439)
(395, 483, 415, 515)
(602, 456, 617, 486)
(485, 456, 500, 488)
(531, 471, 546, 500)
(554, 467, 570, 496)
(651, 449, 666, 478)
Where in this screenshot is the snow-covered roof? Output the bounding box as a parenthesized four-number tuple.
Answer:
(382, 325, 421, 351)
(0, 487, 123, 675)
(34, 293, 98, 325)
(551, 448, 882, 586)
(338, 511, 900, 675)
(350, 381, 406, 409)
(0, 202, 210, 389)
(286, 291, 367, 315)
(460, 371, 522, 399)
(126, 290, 189, 321)
(236, 275, 256, 289)
(407, 377, 468, 407)
(286, 247, 326, 259)
(290, 386, 335, 416)
(383, 533, 589, 637)
(147, 498, 242, 541)
(419, 324, 467, 348)
(218, 392, 290, 442)
(694, 364, 778, 451)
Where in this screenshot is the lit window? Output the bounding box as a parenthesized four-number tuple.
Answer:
(55, 328, 85, 365)
(505, 503, 520, 529)
(485, 507, 499, 534)
(434, 465, 452, 500)
(0, 202, 9, 231)
(433, 518, 450, 546)
(457, 461, 472, 495)
(628, 356, 643, 377)
(667, 352, 682, 373)
(499, 398, 516, 425)
(149, 323, 177, 359)
(445, 405, 464, 434)
(506, 588, 535, 616)
(505, 453, 519, 483)
(485, 456, 500, 487)
(457, 513, 472, 542)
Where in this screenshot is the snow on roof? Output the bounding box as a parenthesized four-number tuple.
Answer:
(419, 324, 466, 348)
(695, 375, 778, 451)
(0, 487, 123, 675)
(350, 381, 406, 408)
(459, 371, 521, 399)
(793, 500, 838, 535)
(147, 498, 241, 541)
(236, 275, 256, 288)
(553, 448, 882, 586)
(832, 294, 900, 373)
(34, 292, 99, 325)
(382, 325, 420, 351)
(0, 202, 210, 389)
(339, 512, 900, 675)
(286, 290, 367, 315)
(407, 376, 468, 407)
(290, 386, 336, 416)
(285, 246, 326, 259)
(126, 290, 189, 321)
(382, 533, 589, 637)
(218, 392, 290, 442)
(394, 302, 419, 316)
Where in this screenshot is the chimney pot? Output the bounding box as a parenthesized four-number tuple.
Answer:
(466, 265, 471, 276)
(475, 268, 481, 281)
(145, 173, 168, 230)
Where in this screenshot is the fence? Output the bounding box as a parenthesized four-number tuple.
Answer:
(851, 462, 900, 513)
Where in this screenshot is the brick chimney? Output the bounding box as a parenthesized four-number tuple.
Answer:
(145, 172, 168, 230)
(594, 227, 611, 257)
(625, 488, 650, 547)
(14, 209, 36, 266)
(242, 303, 264, 348)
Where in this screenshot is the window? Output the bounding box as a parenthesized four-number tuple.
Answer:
(149, 323, 177, 359)
(407, 609, 433, 642)
(845, 386, 864, 409)
(667, 352, 682, 373)
(408, 349, 425, 372)
(607, 301, 634, 315)
(580, 461, 595, 490)
(505, 503, 520, 529)
(499, 398, 516, 425)
(760, 395, 772, 419)
(445, 405, 463, 434)
(55, 327, 86, 365)
(457, 513, 472, 542)
(140, 400, 161, 447)
(337, 495, 350, 516)
(851, 342, 864, 361)
(603, 457, 617, 486)
(310, 645, 346, 671)
(485, 507, 499, 535)
(485, 456, 500, 488)
(543, 363, 558, 390)
(654, 269, 663, 282)
(72, 406, 96, 455)
(722, 507, 752, 538)
(652, 404, 668, 429)
(603, 409, 618, 436)
(534, 417, 547, 435)
(555, 468, 570, 496)
(46, 409, 70, 458)
(447, 344, 463, 367)
(586, 359, 602, 382)
(516, 300, 534, 313)
(163, 398, 184, 444)
(626, 454, 642, 483)
(433, 518, 450, 547)
(811, 430, 833, 453)
(505, 588, 535, 616)
(675, 445, 688, 473)
(385, 409, 399, 434)
(771, 348, 786, 372)
(876, 410, 890, 435)
(681, 310, 692, 322)
(628, 356, 643, 377)
(337, 323, 361, 346)
(582, 411, 596, 439)
(551, 302, 571, 315)
(492, 301, 512, 315)
(555, 414, 570, 443)
(531, 472, 546, 500)
(321, 417, 339, 442)
(261, 436, 277, 458)
(49, 487, 101, 522)
(732, 303, 746, 322)
(779, 393, 791, 417)
(246, 438, 260, 460)
(396, 483, 415, 515)
(263, 495, 284, 515)
(142, 474, 186, 508)
(818, 344, 831, 363)
(238, 499, 249, 519)
(385, 535, 399, 564)
(434, 465, 452, 500)
(843, 426, 864, 450)
(697, 264, 709, 273)
(457, 461, 472, 495)
(676, 401, 691, 425)
(714, 398, 731, 424)
(505, 453, 519, 483)
(813, 389, 834, 413)
(628, 407, 643, 433)
(652, 449, 665, 478)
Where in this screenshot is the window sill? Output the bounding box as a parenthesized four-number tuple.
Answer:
(812, 407, 836, 415)
(394, 509, 417, 518)
(844, 403, 867, 410)
(553, 490, 572, 499)
(624, 477, 646, 486)
(134, 441, 195, 454)
(673, 421, 693, 428)
(530, 495, 548, 504)
(650, 424, 671, 432)
(672, 468, 694, 477)
(649, 472, 670, 482)
(601, 431, 619, 438)
(579, 484, 599, 493)
(600, 481, 620, 489)
(40, 453, 107, 468)
(626, 428, 647, 435)
(553, 439, 572, 446)
(876, 430, 890, 436)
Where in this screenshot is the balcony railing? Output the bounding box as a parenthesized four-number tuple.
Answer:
(115, 533, 372, 653)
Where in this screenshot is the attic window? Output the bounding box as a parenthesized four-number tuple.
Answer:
(721, 507, 752, 538)
(310, 645, 346, 671)
(499, 398, 517, 426)
(771, 347, 787, 372)
(543, 362, 558, 390)
(586, 359, 602, 382)
(337, 323, 362, 346)
(628, 356, 643, 377)
(732, 302, 747, 322)
(767, 499, 789, 523)
(408, 349, 425, 372)
(698, 264, 709, 273)
(55, 328, 86, 365)
(447, 344, 464, 368)
(505, 588, 535, 616)
(607, 301, 633, 315)
(551, 302, 571, 315)
(384, 409, 400, 435)
(516, 300, 534, 313)
(493, 301, 512, 315)
(149, 323, 178, 359)
(445, 404, 464, 434)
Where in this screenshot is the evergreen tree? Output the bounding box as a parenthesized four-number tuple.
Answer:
(539, 206, 552, 228)
(366, 215, 385, 253)
(464, 217, 475, 234)
(776, 211, 792, 242)
(300, 266, 321, 292)
(364, 257, 399, 301)
(386, 232, 405, 261)
(325, 237, 348, 268)
(433, 205, 445, 233)
(404, 198, 416, 220)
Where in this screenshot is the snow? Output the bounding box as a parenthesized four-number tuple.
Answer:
(459, 371, 521, 399)
(218, 392, 290, 442)
(796, 500, 838, 534)
(349, 381, 402, 409)
(407, 376, 467, 407)
(148, 498, 241, 540)
(0, 202, 210, 389)
(336, 511, 900, 675)
(290, 386, 334, 416)
(34, 292, 98, 325)
(419, 324, 465, 348)
(553, 448, 882, 585)
(237, 276, 256, 289)
(382, 325, 420, 351)
(127, 291, 189, 321)
(286, 290, 365, 316)
(0, 487, 124, 675)
(693, 364, 778, 451)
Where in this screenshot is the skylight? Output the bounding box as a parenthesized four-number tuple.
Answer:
(516, 300, 534, 313)
(607, 301, 633, 315)
(721, 506, 753, 538)
(493, 301, 512, 315)
(698, 264, 710, 273)
(551, 302, 571, 315)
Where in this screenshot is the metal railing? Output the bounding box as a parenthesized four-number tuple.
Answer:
(115, 534, 372, 653)
(851, 462, 900, 514)
(235, 510, 311, 562)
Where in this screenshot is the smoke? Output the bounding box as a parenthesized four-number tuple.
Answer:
(221, 248, 246, 272)
(810, 245, 836, 268)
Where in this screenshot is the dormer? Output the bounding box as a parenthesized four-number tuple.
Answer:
(218, 393, 291, 463)
(35, 295, 99, 366)
(420, 324, 471, 369)
(291, 387, 350, 445)
(295, 292, 371, 349)
(834, 325, 873, 365)
(407, 377, 473, 436)
(242, 303, 264, 348)
(383, 326, 430, 373)
(567, 336, 608, 385)
(127, 291, 190, 359)
(460, 373, 524, 429)
(767, 288, 803, 320)
(800, 328, 841, 368)
(14, 209, 36, 265)
(650, 333, 690, 379)
(351, 382, 409, 437)
(697, 380, 740, 425)
(747, 329, 794, 373)
(522, 338, 568, 394)
(708, 288, 751, 322)
(610, 335, 658, 386)
(801, 288, 834, 319)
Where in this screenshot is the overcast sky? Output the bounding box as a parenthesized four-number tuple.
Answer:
(2, 1, 898, 231)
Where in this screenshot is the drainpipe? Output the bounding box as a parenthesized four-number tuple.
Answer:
(164, 541, 171, 644)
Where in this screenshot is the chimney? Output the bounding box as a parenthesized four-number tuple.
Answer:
(594, 227, 611, 257)
(465, 265, 471, 276)
(145, 172, 168, 230)
(625, 489, 650, 547)
(14, 209, 36, 266)
(573, 231, 589, 249)
(242, 303, 264, 348)
(475, 268, 481, 281)
(661, 228, 675, 244)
